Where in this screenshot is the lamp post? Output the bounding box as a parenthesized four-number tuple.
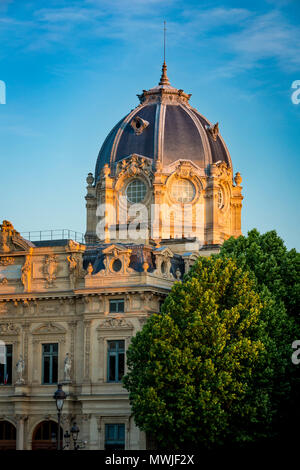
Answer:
(64, 422, 83, 450)
(71, 422, 80, 450)
(53, 383, 66, 450)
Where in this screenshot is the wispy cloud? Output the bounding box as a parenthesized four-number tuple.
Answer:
(0, 2, 299, 76)
(213, 10, 300, 76)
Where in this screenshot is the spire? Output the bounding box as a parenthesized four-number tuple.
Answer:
(159, 21, 170, 86)
(159, 61, 170, 86)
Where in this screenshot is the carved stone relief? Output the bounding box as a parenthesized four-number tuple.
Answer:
(43, 255, 58, 287)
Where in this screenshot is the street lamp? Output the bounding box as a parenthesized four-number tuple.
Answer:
(53, 383, 67, 450)
(63, 422, 83, 450)
(71, 422, 80, 446)
(63, 430, 70, 449)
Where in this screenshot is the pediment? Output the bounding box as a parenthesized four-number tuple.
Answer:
(102, 244, 132, 256)
(182, 252, 199, 261)
(153, 246, 174, 258)
(97, 318, 133, 330)
(0, 221, 34, 254)
(32, 322, 66, 335)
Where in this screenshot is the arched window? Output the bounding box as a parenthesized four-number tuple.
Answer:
(171, 179, 195, 203)
(32, 421, 63, 451)
(126, 179, 147, 204)
(0, 421, 16, 450)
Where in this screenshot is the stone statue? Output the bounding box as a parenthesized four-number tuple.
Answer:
(16, 354, 25, 384)
(67, 254, 78, 289)
(21, 256, 32, 292)
(64, 353, 72, 382)
(0, 220, 15, 253)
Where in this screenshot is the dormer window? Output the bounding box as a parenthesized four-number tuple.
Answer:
(130, 116, 149, 135)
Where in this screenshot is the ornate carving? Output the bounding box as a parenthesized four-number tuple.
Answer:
(0, 257, 14, 266)
(98, 244, 133, 276)
(130, 116, 149, 135)
(153, 247, 174, 279)
(0, 221, 18, 253)
(32, 322, 66, 335)
(206, 122, 219, 141)
(142, 261, 149, 273)
(0, 278, 8, 286)
(86, 172, 94, 187)
(67, 254, 79, 289)
(0, 322, 19, 334)
(67, 240, 81, 252)
(116, 154, 153, 179)
(87, 263, 93, 276)
(98, 318, 133, 330)
(210, 161, 232, 180)
(234, 172, 242, 187)
(175, 161, 194, 179)
(43, 255, 58, 287)
(21, 255, 32, 292)
(0, 220, 33, 253)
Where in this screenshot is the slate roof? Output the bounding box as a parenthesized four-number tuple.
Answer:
(94, 64, 231, 182)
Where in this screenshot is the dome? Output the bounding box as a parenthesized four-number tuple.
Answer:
(95, 63, 232, 182)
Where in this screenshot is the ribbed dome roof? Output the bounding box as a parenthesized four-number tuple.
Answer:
(95, 63, 231, 182)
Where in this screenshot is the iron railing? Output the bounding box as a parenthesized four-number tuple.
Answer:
(21, 229, 85, 243)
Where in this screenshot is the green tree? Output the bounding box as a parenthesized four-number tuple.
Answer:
(221, 229, 300, 320)
(123, 257, 280, 449)
(220, 229, 300, 441)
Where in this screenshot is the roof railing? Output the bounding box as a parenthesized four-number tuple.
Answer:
(21, 229, 85, 243)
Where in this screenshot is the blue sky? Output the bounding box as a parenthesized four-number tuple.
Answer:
(0, 0, 299, 249)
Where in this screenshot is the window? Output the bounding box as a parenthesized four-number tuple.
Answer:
(112, 259, 122, 272)
(109, 299, 124, 313)
(126, 179, 147, 203)
(42, 343, 58, 384)
(105, 424, 125, 450)
(107, 340, 125, 382)
(171, 179, 195, 203)
(0, 344, 12, 385)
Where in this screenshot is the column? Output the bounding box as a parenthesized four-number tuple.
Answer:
(83, 320, 91, 383)
(16, 415, 27, 450)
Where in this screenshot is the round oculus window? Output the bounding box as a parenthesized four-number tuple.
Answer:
(171, 179, 195, 203)
(126, 179, 147, 204)
(112, 259, 122, 272)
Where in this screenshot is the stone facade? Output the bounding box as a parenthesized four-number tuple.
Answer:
(0, 64, 243, 450)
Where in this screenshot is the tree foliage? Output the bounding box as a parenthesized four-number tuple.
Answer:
(123, 257, 281, 449)
(221, 229, 300, 320)
(220, 229, 300, 440)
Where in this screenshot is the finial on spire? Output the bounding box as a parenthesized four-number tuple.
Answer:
(164, 20, 166, 63)
(159, 21, 170, 86)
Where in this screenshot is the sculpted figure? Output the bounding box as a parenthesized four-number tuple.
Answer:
(0, 221, 15, 253)
(16, 354, 25, 384)
(67, 254, 78, 289)
(21, 256, 31, 292)
(64, 353, 72, 381)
